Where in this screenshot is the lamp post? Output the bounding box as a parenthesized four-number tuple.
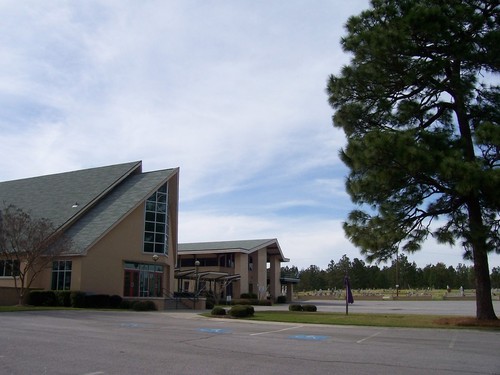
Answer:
(152, 254, 159, 297)
(194, 260, 200, 296)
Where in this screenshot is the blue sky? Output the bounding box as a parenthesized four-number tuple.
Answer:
(1, 1, 497, 272)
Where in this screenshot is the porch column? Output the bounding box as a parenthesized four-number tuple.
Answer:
(286, 283, 294, 302)
(234, 253, 248, 298)
(254, 248, 267, 300)
(269, 255, 281, 302)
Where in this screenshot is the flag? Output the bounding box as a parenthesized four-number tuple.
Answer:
(344, 275, 354, 304)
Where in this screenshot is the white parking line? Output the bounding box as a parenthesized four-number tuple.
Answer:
(449, 332, 458, 349)
(356, 331, 381, 343)
(250, 325, 304, 336)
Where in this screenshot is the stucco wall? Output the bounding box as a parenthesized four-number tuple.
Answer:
(80, 204, 175, 296)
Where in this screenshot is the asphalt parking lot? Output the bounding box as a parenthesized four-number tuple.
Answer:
(1, 301, 499, 375)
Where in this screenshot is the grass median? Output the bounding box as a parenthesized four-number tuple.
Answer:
(206, 310, 500, 330)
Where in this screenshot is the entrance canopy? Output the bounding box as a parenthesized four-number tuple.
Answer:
(175, 268, 241, 283)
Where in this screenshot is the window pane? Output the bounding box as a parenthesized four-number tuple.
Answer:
(144, 243, 154, 253)
(58, 273, 64, 290)
(5, 262, 12, 276)
(154, 243, 164, 253)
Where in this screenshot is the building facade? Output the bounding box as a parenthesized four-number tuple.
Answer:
(0, 161, 296, 308)
(0, 161, 179, 308)
(177, 239, 293, 303)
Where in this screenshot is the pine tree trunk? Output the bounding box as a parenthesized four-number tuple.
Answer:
(473, 247, 496, 320)
(453, 81, 497, 320)
(469, 199, 497, 320)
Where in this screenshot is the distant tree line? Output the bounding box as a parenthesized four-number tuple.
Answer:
(282, 255, 500, 292)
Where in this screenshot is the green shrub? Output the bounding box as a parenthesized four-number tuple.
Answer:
(257, 300, 272, 306)
(71, 291, 86, 308)
(276, 295, 287, 304)
(56, 291, 72, 307)
(229, 305, 255, 318)
(144, 300, 157, 311)
(28, 290, 58, 306)
(302, 304, 317, 312)
(204, 291, 216, 309)
(27, 290, 45, 306)
(132, 300, 157, 311)
(240, 293, 257, 299)
(211, 306, 227, 316)
(289, 304, 303, 311)
(119, 300, 132, 309)
(109, 295, 123, 308)
(85, 294, 110, 308)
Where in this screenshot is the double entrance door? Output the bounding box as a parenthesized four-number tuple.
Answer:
(124, 268, 162, 297)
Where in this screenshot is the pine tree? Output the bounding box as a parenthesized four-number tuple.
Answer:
(327, 0, 499, 319)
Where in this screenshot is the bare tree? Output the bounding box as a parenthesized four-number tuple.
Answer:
(0, 204, 72, 305)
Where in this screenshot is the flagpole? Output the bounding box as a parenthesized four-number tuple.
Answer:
(344, 273, 354, 315)
(345, 274, 348, 316)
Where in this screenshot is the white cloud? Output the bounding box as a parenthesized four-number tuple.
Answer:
(3, 1, 497, 272)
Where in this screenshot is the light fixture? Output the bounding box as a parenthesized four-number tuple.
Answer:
(152, 254, 159, 262)
(72, 202, 79, 208)
(194, 260, 200, 297)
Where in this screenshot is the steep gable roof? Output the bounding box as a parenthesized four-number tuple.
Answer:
(0, 161, 142, 229)
(0, 161, 179, 255)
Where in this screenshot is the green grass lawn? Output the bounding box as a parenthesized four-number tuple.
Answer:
(0, 306, 77, 312)
(3, 305, 499, 330)
(205, 310, 500, 330)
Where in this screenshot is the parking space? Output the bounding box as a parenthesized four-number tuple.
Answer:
(0, 308, 498, 375)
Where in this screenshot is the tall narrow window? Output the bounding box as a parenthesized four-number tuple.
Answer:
(143, 183, 169, 255)
(51, 260, 72, 290)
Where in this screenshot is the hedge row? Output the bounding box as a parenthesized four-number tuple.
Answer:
(210, 306, 227, 316)
(210, 305, 255, 318)
(27, 290, 156, 311)
(229, 305, 254, 317)
(240, 293, 258, 299)
(289, 304, 317, 312)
